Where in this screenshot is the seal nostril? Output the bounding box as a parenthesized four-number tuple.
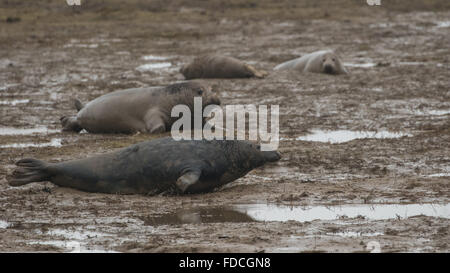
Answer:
(266, 151, 281, 162)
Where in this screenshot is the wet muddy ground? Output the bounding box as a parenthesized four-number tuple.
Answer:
(0, 0, 449, 252)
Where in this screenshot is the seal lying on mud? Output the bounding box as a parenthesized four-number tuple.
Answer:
(61, 81, 220, 134)
(7, 137, 281, 195)
(274, 50, 348, 75)
(180, 55, 267, 79)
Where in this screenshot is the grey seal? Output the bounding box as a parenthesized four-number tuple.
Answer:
(274, 50, 348, 75)
(8, 137, 281, 195)
(61, 81, 220, 134)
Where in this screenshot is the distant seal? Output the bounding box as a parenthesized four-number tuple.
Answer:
(274, 50, 348, 75)
(180, 55, 267, 79)
(8, 137, 281, 195)
(60, 81, 221, 134)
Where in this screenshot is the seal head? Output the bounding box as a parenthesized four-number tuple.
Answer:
(221, 141, 281, 178)
(321, 51, 340, 74)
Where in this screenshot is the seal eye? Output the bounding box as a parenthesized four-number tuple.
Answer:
(332, 58, 336, 62)
(256, 144, 261, 150)
(196, 89, 203, 95)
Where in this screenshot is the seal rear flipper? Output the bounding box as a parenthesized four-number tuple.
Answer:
(8, 158, 51, 186)
(175, 169, 201, 193)
(245, 64, 268, 78)
(253, 69, 268, 79)
(60, 116, 83, 133)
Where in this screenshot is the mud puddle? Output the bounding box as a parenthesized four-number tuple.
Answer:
(142, 55, 173, 61)
(0, 220, 10, 229)
(142, 207, 256, 226)
(63, 39, 99, 49)
(237, 203, 450, 222)
(29, 229, 111, 252)
(436, 21, 450, 28)
(344, 62, 377, 68)
(324, 231, 384, 238)
(136, 62, 173, 72)
(26, 224, 127, 252)
(135, 54, 178, 73)
(27, 240, 118, 253)
(142, 203, 450, 226)
(344, 61, 445, 68)
(294, 129, 412, 143)
(413, 109, 450, 116)
(427, 173, 450, 177)
(0, 138, 62, 148)
(0, 99, 29, 105)
(0, 84, 20, 91)
(0, 126, 59, 136)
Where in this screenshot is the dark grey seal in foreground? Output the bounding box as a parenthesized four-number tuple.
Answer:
(61, 81, 220, 134)
(8, 137, 281, 195)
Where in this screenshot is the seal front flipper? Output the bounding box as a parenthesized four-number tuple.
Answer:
(74, 98, 84, 112)
(146, 119, 165, 134)
(144, 109, 166, 133)
(8, 158, 51, 186)
(176, 169, 201, 193)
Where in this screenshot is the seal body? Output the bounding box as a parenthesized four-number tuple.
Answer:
(274, 50, 348, 75)
(181, 55, 267, 79)
(8, 138, 281, 195)
(60, 82, 220, 134)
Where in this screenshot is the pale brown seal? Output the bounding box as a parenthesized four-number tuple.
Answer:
(180, 54, 267, 79)
(60, 81, 221, 134)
